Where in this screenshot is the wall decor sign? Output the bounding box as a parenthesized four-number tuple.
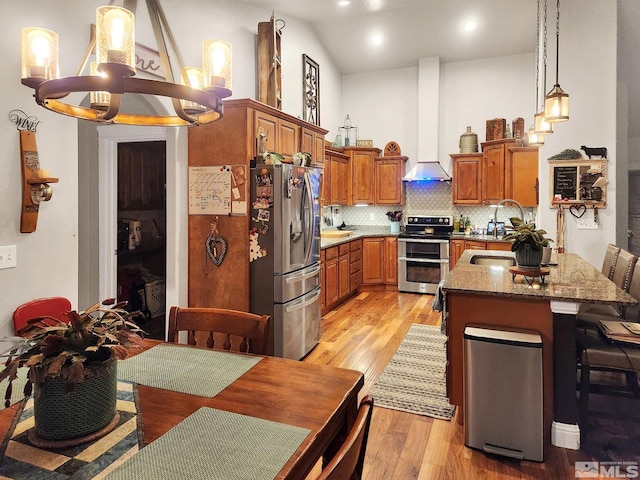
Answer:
(9, 110, 40, 132)
(135, 43, 165, 79)
(302, 54, 320, 126)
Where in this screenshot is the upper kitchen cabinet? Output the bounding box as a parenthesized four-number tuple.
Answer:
(301, 129, 325, 167)
(451, 139, 538, 207)
(324, 146, 349, 206)
(257, 15, 282, 110)
(451, 153, 482, 205)
(374, 156, 407, 205)
(481, 139, 513, 205)
(254, 110, 300, 164)
(506, 146, 539, 207)
(345, 146, 381, 205)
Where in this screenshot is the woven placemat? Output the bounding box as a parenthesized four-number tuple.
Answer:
(117, 345, 262, 397)
(105, 407, 310, 480)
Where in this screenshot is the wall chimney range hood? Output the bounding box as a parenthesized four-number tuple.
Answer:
(402, 161, 451, 182)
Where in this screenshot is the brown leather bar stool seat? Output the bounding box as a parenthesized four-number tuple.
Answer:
(577, 248, 637, 330)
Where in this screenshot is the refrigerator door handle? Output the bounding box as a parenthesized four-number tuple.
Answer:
(285, 264, 321, 284)
(302, 170, 314, 265)
(285, 288, 321, 313)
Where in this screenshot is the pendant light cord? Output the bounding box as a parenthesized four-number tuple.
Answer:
(535, 0, 540, 111)
(542, 0, 548, 104)
(554, 0, 560, 84)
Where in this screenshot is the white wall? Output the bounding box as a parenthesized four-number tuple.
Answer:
(537, 0, 617, 267)
(0, 0, 342, 335)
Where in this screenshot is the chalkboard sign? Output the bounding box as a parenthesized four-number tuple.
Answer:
(553, 166, 577, 200)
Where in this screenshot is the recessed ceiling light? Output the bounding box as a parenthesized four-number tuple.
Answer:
(338, 0, 351, 6)
(370, 33, 384, 46)
(463, 19, 477, 32)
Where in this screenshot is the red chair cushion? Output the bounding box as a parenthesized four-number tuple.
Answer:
(12, 297, 72, 335)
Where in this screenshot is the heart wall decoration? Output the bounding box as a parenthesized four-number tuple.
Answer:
(569, 204, 587, 219)
(206, 234, 227, 266)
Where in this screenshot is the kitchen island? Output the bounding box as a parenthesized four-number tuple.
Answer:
(442, 249, 637, 452)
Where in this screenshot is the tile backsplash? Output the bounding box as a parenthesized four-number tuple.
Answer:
(325, 181, 536, 229)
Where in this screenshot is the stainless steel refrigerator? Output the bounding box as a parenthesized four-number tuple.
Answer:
(250, 164, 322, 359)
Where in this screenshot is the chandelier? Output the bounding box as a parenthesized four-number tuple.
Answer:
(20, 0, 232, 126)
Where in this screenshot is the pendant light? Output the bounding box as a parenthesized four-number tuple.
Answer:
(544, 0, 569, 122)
(528, 0, 544, 146)
(534, 0, 553, 136)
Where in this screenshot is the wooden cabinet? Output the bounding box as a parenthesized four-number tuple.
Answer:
(451, 153, 482, 205)
(324, 147, 349, 206)
(506, 146, 539, 207)
(257, 15, 282, 110)
(450, 239, 465, 270)
(374, 156, 407, 205)
(452, 140, 538, 207)
(362, 237, 398, 286)
(338, 243, 351, 299)
(481, 140, 510, 204)
(255, 110, 300, 163)
(384, 237, 398, 284)
(118, 141, 166, 210)
(449, 238, 513, 268)
(301, 129, 326, 167)
(320, 249, 326, 311)
(350, 239, 363, 292)
(324, 246, 339, 308)
(346, 147, 380, 205)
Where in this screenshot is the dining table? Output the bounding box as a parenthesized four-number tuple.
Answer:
(0, 339, 365, 480)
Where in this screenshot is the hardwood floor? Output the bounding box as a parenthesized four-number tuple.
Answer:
(303, 290, 594, 480)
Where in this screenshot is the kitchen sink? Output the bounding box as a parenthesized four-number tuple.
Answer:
(469, 254, 516, 268)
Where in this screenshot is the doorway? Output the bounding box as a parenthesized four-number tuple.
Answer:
(116, 141, 167, 339)
(628, 170, 640, 255)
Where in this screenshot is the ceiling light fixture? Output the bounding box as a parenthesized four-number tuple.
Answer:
(544, 0, 569, 123)
(463, 20, 477, 32)
(370, 33, 384, 46)
(20, 0, 232, 127)
(338, 0, 351, 6)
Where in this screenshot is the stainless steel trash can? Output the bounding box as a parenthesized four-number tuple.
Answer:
(464, 326, 543, 462)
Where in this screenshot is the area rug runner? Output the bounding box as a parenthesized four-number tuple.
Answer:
(370, 323, 455, 420)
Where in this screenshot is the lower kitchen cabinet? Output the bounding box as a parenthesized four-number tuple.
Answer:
(322, 239, 364, 314)
(350, 239, 363, 292)
(338, 243, 351, 299)
(362, 237, 398, 287)
(324, 246, 339, 308)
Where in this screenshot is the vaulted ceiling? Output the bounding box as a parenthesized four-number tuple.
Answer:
(239, 0, 537, 74)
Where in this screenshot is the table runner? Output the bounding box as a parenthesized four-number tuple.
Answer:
(105, 407, 311, 480)
(0, 381, 139, 479)
(117, 344, 262, 397)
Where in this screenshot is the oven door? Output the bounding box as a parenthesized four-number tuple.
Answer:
(398, 238, 449, 294)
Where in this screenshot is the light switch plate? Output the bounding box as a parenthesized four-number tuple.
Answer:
(576, 215, 599, 230)
(0, 245, 17, 269)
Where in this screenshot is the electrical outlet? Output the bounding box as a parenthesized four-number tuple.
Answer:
(369, 213, 375, 220)
(0, 245, 17, 269)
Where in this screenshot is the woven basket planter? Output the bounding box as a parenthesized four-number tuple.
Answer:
(33, 359, 117, 441)
(514, 243, 543, 268)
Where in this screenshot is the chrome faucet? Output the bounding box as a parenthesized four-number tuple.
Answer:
(493, 199, 524, 238)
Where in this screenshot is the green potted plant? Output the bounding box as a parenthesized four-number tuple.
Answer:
(503, 217, 553, 268)
(0, 299, 144, 444)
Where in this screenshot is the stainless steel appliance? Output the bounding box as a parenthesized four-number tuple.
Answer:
(398, 215, 453, 294)
(250, 164, 322, 360)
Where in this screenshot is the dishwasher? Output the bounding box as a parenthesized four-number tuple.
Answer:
(463, 326, 543, 462)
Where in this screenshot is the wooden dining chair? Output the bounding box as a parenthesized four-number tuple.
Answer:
(167, 306, 271, 355)
(12, 296, 72, 335)
(316, 396, 374, 480)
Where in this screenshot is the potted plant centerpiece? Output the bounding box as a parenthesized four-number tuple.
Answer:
(503, 217, 553, 268)
(0, 299, 144, 446)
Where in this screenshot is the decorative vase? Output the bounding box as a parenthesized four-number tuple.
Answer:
(390, 221, 400, 234)
(459, 126, 478, 153)
(515, 243, 544, 268)
(32, 358, 118, 442)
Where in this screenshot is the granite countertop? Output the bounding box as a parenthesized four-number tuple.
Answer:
(442, 249, 638, 306)
(449, 233, 513, 243)
(320, 227, 398, 248)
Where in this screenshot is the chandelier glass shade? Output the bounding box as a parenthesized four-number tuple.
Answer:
(20, 1, 232, 127)
(544, 0, 569, 123)
(527, 125, 544, 146)
(534, 111, 553, 135)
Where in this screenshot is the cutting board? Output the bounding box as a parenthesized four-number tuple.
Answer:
(321, 230, 353, 238)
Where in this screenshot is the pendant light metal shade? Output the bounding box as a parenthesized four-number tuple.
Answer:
(534, 111, 553, 135)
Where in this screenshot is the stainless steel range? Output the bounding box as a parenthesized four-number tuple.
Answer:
(398, 215, 453, 294)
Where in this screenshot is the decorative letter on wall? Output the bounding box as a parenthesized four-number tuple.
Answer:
(302, 54, 320, 126)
